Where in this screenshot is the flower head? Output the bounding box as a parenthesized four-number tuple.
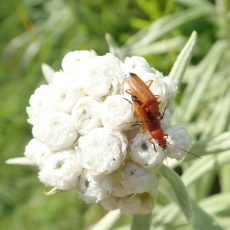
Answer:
(7, 50, 192, 214)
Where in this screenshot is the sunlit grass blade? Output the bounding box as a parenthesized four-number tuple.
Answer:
(129, 36, 185, 56)
(169, 31, 197, 84)
(200, 193, 230, 215)
(91, 210, 121, 230)
(159, 165, 193, 224)
(124, 7, 211, 48)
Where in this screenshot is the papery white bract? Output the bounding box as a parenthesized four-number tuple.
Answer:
(32, 111, 78, 151)
(166, 125, 192, 160)
(38, 150, 82, 190)
(130, 133, 165, 168)
(24, 138, 53, 168)
(100, 95, 135, 131)
(71, 96, 102, 135)
(120, 161, 158, 194)
(79, 171, 112, 203)
(78, 128, 128, 174)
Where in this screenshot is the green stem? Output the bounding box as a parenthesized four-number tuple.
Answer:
(131, 213, 152, 230)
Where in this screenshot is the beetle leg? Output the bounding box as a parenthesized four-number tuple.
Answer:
(145, 80, 153, 88)
(123, 97, 132, 105)
(125, 88, 133, 95)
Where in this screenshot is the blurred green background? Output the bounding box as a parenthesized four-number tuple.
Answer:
(1, 0, 229, 229)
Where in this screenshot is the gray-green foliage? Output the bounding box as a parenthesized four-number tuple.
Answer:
(1, 0, 230, 229)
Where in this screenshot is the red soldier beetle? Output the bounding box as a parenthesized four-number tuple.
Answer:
(125, 73, 161, 119)
(125, 72, 199, 158)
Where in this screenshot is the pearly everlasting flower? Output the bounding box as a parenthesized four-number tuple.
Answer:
(80, 53, 124, 98)
(165, 125, 192, 160)
(38, 150, 82, 190)
(71, 96, 102, 135)
(8, 48, 193, 215)
(32, 111, 78, 151)
(120, 161, 158, 194)
(100, 95, 135, 131)
(79, 171, 112, 203)
(130, 133, 165, 168)
(78, 128, 128, 174)
(24, 138, 53, 168)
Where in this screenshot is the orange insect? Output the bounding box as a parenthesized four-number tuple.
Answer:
(125, 72, 167, 150)
(125, 72, 161, 119)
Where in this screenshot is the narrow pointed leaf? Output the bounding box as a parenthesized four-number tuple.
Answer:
(182, 151, 230, 186)
(169, 31, 197, 84)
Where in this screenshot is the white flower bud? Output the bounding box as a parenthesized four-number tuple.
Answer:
(61, 50, 97, 79)
(79, 171, 112, 203)
(71, 97, 102, 135)
(120, 161, 158, 194)
(118, 196, 141, 214)
(100, 95, 135, 131)
(78, 128, 128, 174)
(38, 150, 82, 190)
(32, 112, 78, 151)
(49, 73, 83, 113)
(123, 56, 152, 75)
(27, 84, 55, 125)
(166, 125, 192, 160)
(24, 138, 53, 168)
(80, 53, 123, 98)
(130, 133, 165, 168)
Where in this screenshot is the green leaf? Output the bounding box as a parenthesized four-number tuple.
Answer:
(131, 213, 152, 230)
(125, 7, 211, 48)
(168, 31, 197, 84)
(181, 41, 228, 122)
(220, 164, 230, 192)
(185, 132, 230, 160)
(105, 33, 125, 60)
(191, 199, 224, 230)
(159, 165, 193, 224)
(182, 151, 230, 186)
(175, 0, 213, 8)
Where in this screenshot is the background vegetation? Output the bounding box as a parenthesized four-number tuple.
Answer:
(1, 0, 229, 229)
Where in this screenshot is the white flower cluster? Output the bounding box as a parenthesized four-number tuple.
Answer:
(16, 51, 192, 214)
